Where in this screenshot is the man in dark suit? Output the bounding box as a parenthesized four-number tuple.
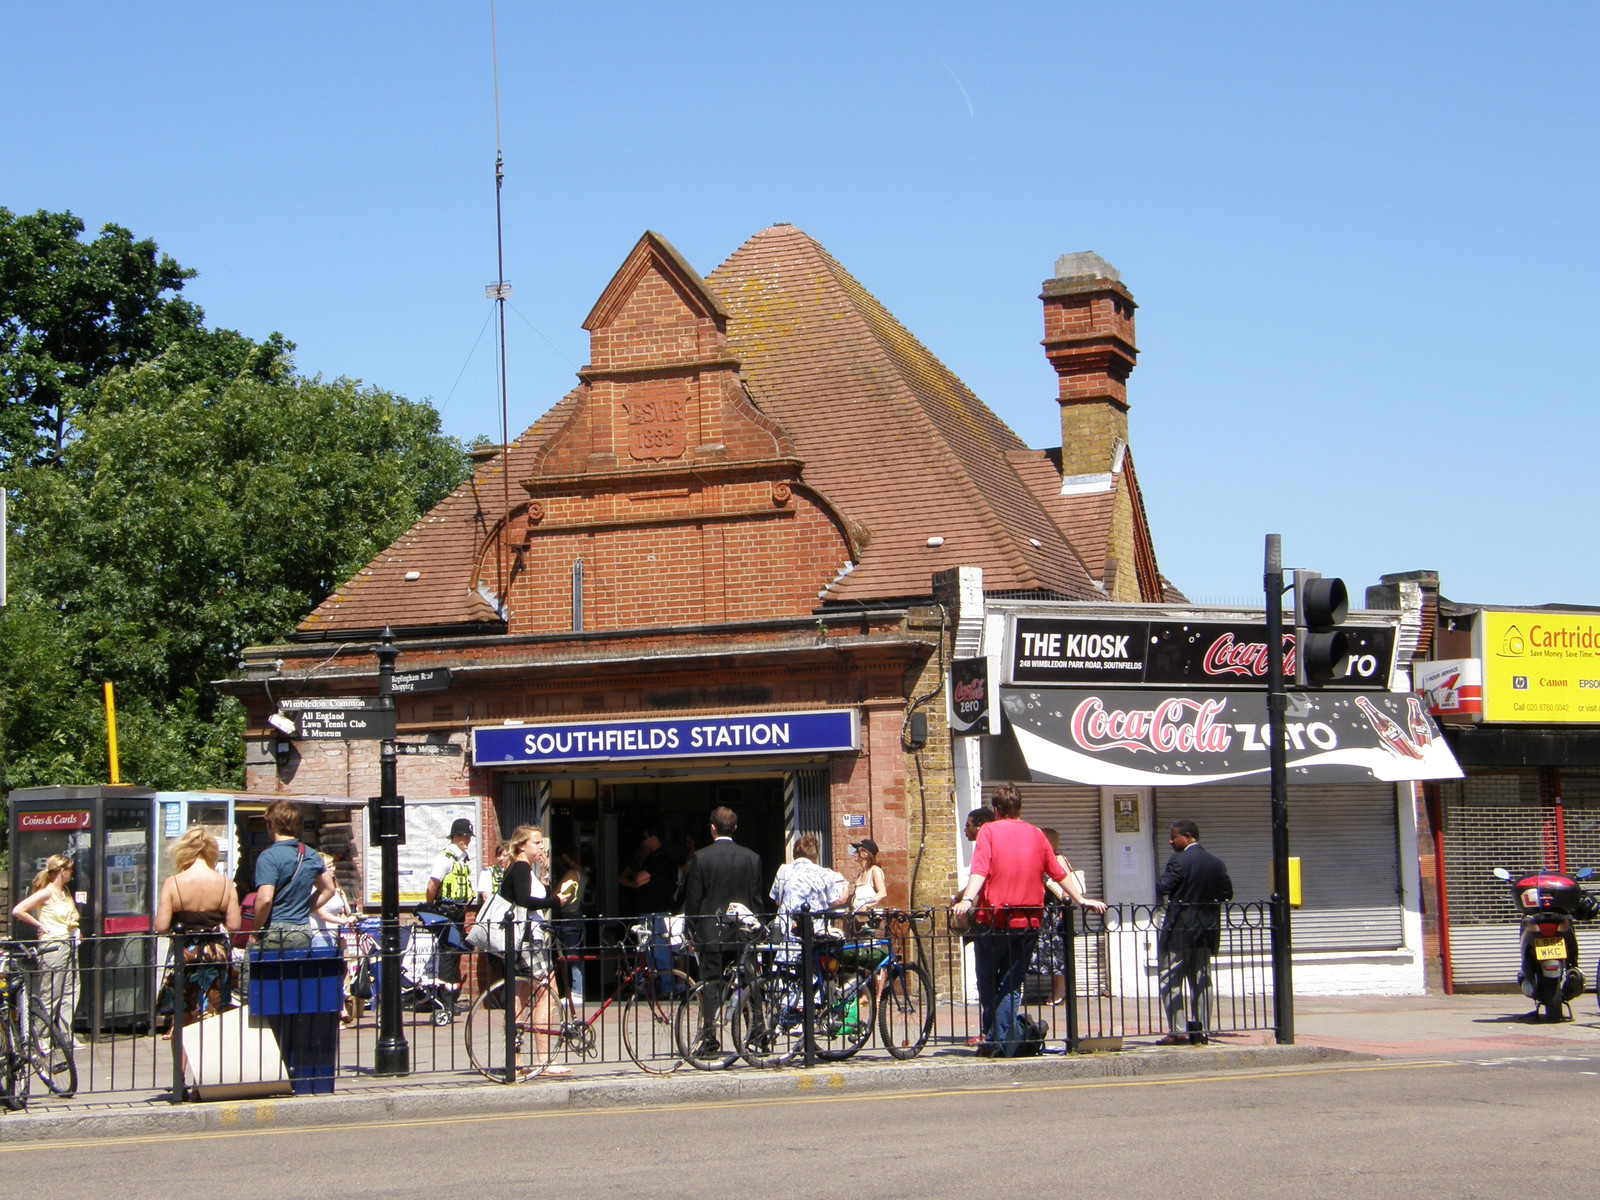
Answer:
(1156, 819, 1233, 1045)
(681, 806, 764, 1054)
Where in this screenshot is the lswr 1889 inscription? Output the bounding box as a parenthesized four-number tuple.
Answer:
(621, 381, 689, 461)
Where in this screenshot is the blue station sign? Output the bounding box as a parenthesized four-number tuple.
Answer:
(471, 709, 861, 767)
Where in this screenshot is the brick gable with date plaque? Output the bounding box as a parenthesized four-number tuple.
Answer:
(491, 233, 858, 635)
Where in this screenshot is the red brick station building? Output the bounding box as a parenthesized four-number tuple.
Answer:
(224, 226, 1167, 917)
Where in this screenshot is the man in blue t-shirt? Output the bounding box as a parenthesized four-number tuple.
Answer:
(254, 800, 334, 951)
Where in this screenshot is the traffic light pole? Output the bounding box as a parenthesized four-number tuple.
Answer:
(373, 628, 410, 1075)
(1264, 534, 1295, 1045)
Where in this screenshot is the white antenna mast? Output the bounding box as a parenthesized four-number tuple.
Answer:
(487, 0, 511, 614)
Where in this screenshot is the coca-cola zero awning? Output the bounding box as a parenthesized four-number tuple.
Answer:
(1000, 687, 1463, 787)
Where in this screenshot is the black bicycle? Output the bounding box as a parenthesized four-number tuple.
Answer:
(0, 940, 78, 1107)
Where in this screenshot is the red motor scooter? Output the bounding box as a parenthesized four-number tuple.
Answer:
(1492, 866, 1600, 1022)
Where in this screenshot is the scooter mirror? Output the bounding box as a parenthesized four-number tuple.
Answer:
(1492, 867, 1512, 881)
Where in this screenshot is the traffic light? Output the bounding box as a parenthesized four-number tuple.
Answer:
(1292, 570, 1349, 686)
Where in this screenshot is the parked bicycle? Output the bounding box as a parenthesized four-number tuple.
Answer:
(0, 940, 78, 1108)
(674, 906, 770, 1071)
(464, 917, 692, 1080)
(734, 907, 935, 1068)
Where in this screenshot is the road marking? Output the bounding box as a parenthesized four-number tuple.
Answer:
(0, 1060, 1460, 1156)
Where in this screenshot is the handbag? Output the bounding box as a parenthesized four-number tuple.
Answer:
(351, 954, 373, 1000)
(466, 892, 521, 954)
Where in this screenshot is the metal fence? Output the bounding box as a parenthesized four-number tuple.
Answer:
(2, 902, 1275, 1110)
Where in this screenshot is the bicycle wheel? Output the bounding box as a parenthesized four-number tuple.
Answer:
(813, 964, 876, 1061)
(620, 969, 691, 1075)
(465, 979, 559, 1082)
(877, 961, 934, 1059)
(734, 969, 804, 1068)
(28, 1012, 76, 1097)
(674, 979, 739, 1070)
(0, 1016, 29, 1111)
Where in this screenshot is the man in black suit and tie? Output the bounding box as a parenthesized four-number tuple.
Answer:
(1156, 820, 1233, 1045)
(681, 806, 765, 1053)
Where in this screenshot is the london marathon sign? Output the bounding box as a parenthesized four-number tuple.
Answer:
(471, 709, 860, 767)
(1009, 617, 1396, 690)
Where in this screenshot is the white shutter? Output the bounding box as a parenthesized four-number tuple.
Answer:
(1155, 784, 1402, 952)
(1012, 784, 1103, 899)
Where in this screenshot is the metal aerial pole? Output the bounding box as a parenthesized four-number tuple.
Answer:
(489, 0, 511, 613)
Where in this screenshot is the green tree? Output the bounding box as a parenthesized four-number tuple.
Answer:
(1, 338, 469, 793)
(0, 207, 201, 464)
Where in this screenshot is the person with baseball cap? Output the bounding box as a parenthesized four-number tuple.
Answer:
(425, 816, 477, 1003)
(850, 838, 886, 916)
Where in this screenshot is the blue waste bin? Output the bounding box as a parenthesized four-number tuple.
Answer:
(248, 944, 344, 1095)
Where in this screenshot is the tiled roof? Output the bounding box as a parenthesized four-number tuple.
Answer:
(297, 393, 583, 636)
(299, 224, 1116, 635)
(706, 225, 1102, 603)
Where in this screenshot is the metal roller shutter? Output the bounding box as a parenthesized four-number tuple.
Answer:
(1009, 784, 1103, 900)
(1155, 784, 1403, 952)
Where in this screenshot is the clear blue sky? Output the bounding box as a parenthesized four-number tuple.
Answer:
(11, 3, 1597, 608)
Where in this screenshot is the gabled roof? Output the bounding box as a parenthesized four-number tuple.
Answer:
(706, 225, 1102, 603)
(297, 224, 1116, 637)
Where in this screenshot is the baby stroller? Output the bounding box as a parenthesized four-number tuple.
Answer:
(400, 907, 465, 1025)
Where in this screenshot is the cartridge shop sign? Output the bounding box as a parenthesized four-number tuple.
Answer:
(1010, 618, 1395, 690)
(1000, 688, 1461, 786)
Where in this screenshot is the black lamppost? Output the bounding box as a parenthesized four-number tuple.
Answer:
(373, 628, 410, 1075)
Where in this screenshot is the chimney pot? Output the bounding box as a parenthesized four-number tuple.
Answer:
(1053, 252, 1120, 284)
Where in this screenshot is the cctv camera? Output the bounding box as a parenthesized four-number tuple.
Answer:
(267, 712, 295, 736)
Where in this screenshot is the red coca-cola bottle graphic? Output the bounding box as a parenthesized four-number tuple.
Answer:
(1405, 694, 1434, 750)
(1355, 695, 1424, 760)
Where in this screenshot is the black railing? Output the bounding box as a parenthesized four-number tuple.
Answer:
(0, 902, 1275, 1108)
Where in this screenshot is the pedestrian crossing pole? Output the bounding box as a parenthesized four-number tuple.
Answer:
(1264, 534, 1295, 1045)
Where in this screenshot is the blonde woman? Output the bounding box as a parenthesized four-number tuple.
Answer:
(11, 855, 82, 1038)
(154, 828, 243, 1028)
(498, 825, 569, 1077)
(312, 858, 361, 1024)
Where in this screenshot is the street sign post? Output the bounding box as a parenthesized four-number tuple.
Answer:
(277, 696, 395, 740)
(388, 668, 453, 694)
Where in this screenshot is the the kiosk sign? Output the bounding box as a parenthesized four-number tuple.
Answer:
(472, 709, 860, 766)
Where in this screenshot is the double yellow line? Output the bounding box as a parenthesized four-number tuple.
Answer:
(0, 1059, 1458, 1155)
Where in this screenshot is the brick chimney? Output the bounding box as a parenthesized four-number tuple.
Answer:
(1041, 252, 1137, 481)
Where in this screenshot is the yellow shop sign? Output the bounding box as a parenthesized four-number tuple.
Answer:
(1475, 610, 1600, 724)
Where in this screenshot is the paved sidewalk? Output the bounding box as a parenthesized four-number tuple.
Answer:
(1291, 990, 1600, 1058)
(4, 991, 1595, 1145)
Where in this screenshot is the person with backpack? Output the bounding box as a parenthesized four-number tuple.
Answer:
(952, 784, 1105, 1057)
(253, 800, 334, 952)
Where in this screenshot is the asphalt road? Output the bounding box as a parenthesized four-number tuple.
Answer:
(10, 1059, 1600, 1199)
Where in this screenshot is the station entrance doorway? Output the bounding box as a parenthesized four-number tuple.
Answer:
(493, 766, 830, 923)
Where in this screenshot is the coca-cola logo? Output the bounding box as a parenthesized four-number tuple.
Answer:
(1070, 696, 1232, 755)
(1201, 633, 1297, 679)
(18, 811, 91, 831)
(952, 675, 986, 715)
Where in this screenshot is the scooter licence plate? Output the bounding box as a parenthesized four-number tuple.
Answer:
(1534, 937, 1567, 961)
